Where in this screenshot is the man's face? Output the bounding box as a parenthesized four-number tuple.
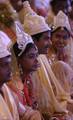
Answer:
(35, 31, 51, 54)
(52, 28, 70, 52)
(0, 56, 11, 85)
(19, 47, 39, 73)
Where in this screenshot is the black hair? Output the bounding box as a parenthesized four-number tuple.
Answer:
(20, 43, 36, 58)
(51, 27, 70, 39)
(32, 33, 43, 42)
(13, 42, 36, 58)
(31, 30, 51, 42)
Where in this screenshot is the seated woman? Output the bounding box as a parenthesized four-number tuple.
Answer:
(48, 11, 73, 68)
(47, 11, 73, 113)
(8, 21, 39, 109)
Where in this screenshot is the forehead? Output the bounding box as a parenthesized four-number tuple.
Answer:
(41, 31, 51, 37)
(52, 28, 69, 36)
(0, 56, 11, 64)
(26, 46, 38, 54)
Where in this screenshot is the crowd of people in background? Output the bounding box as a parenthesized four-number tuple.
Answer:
(0, 0, 73, 120)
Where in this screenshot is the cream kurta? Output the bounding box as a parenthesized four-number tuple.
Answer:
(0, 84, 19, 120)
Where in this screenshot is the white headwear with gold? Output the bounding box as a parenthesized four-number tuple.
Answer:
(15, 21, 34, 56)
(53, 11, 71, 32)
(23, 1, 51, 36)
(0, 31, 11, 58)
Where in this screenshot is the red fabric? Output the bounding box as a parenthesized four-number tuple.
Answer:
(8, 75, 34, 106)
(23, 76, 33, 106)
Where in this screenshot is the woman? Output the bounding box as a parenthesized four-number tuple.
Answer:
(47, 11, 73, 113)
(9, 21, 39, 109)
(48, 11, 73, 68)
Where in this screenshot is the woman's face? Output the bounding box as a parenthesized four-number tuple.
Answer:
(52, 28, 70, 52)
(19, 46, 39, 73)
(51, 28, 71, 61)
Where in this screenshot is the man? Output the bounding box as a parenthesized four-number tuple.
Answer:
(11, 0, 50, 52)
(23, 1, 73, 119)
(0, 30, 42, 120)
(0, 31, 20, 120)
(23, 1, 51, 54)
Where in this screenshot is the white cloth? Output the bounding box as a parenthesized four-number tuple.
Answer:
(0, 31, 11, 58)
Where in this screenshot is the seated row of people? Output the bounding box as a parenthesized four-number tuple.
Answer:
(0, 0, 73, 120)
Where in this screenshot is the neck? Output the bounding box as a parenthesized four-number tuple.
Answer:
(20, 69, 30, 81)
(21, 72, 30, 83)
(22, 71, 30, 77)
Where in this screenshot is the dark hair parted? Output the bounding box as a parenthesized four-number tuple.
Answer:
(13, 42, 36, 58)
(20, 43, 36, 58)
